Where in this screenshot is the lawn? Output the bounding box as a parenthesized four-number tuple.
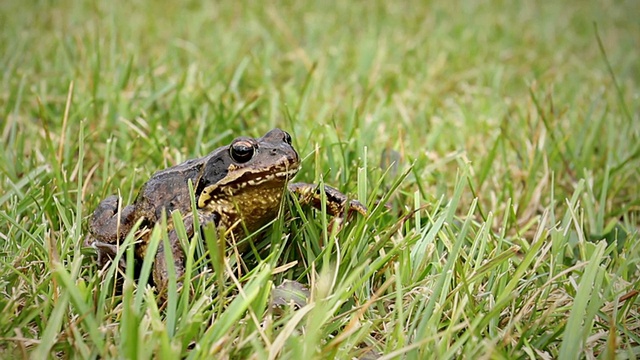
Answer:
(1, 0, 639, 358)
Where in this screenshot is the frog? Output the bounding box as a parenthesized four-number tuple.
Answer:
(86, 128, 366, 294)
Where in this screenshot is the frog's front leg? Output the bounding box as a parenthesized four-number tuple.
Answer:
(87, 195, 139, 266)
(288, 182, 367, 216)
(153, 211, 219, 295)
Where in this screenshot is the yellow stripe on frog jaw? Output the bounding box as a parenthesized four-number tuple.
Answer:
(197, 186, 213, 209)
(197, 163, 251, 208)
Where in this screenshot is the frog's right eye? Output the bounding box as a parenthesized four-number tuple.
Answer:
(230, 141, 254, 163)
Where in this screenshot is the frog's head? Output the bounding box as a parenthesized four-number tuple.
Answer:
(197, 128, 300, 209)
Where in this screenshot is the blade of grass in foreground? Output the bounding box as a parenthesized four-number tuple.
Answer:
(51, 258, 104, 353)
(409, 170, 469, 338)
(414, 199, 477, 356)
(188, 263, 272, 358)
(121, 236, 140, 360)
(32, 292, 70, 358)
(558, 233, 607, 357)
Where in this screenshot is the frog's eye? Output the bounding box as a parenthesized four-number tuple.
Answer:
(230, 141, 254, 163)
(283, 131, 292, 145)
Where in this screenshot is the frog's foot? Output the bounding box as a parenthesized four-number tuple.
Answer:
(87, 237, 127, 269)
(288, 182, 367, 217)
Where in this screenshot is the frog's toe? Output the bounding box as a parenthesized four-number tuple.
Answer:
(347, 199, 368, 216)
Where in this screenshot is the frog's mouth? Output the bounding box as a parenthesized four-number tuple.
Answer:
(197, 160, 300, 208)
(242, 166, 300, 187)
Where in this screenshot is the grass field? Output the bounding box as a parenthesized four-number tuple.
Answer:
(1, 0, 639, 358)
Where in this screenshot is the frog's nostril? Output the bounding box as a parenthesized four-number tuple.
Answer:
(270, 149, 278, 155)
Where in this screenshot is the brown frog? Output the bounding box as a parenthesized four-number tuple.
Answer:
(86, 128, 366, 292)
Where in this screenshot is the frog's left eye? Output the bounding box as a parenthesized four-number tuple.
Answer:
(230, 141, 254, 163)
(283, 131, 292, 145)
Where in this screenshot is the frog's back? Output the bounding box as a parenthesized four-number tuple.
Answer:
(136, 157, 207, 222)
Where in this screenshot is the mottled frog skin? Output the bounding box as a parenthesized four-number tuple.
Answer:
(86, 128, 366, 292)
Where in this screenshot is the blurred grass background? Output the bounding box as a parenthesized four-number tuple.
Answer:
(1, 0, 639, 358)
(2, 0, 638, 204)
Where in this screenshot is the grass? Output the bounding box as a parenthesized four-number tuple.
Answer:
(1, 0, 639, 358)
